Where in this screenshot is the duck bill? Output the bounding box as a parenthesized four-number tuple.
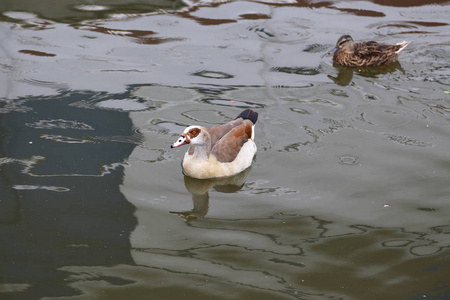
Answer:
(328, 46, 338, 54)
(171, 135, 189, 148)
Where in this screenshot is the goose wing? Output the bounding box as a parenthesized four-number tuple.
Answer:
(210, 120, 253, 163)
(187, 118, 245, 155)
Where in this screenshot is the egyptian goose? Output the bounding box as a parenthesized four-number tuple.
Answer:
(330, 35, 410, 67)
(171, 109, 258, 179)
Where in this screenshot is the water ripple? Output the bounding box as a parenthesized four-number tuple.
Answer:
(368, 21, 438, 36)
(73, 5, 110, 12)
(202, 98, 264, 108)
(26, 119, 93, 130)
(192, 70, 234, 79)
(243, 180, 299, 196)
(384, 134, 431, 147)
(13, 185, 70, 192)
(181, 109, 230, 124)
(338, 156, 359, 165)
(271, 66, 320, 76)
(250, 19, 311, 42)
(40, 134, 94, 144)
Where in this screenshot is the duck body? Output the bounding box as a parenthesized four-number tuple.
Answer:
(330, 35, 410, 67)
(171, 109, 258, 179)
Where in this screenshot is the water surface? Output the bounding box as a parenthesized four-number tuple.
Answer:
(0, 0, 449, 299)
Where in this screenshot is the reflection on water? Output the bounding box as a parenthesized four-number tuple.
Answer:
(1, 0, 450, 299)
(171, 168, 252, 221)
(0, 92, 139, 299)
(0, 0, 186, 23)
(329, 61, 405, 86)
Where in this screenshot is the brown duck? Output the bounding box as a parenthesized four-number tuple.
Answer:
(330, 35, 410, 67)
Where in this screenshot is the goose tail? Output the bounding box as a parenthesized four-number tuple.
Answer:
(236, 109, 258, 124)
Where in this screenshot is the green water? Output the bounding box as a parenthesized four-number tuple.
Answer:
(0, 0, 449, 299)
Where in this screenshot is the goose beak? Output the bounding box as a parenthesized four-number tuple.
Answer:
(329, 46, 338, 54)
(171, 135, 188, 148)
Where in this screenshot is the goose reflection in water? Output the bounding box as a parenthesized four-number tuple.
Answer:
(329, 60, 405, 86)
(170, 167, 252, 221)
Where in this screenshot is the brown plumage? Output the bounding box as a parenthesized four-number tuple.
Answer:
(210, 120, 253, 163)
(330, 35, 410, 67)
(187, 116, 252, 158)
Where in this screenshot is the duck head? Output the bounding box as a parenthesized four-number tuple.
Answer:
(329, 35, 355, 54)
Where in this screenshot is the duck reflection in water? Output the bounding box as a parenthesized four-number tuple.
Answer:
(170, 167, 252, 221)
(329, 60, 405, 86)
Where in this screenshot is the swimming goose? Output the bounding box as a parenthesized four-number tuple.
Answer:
(171, 109, 258, 179)
(330, 35, 410, 67)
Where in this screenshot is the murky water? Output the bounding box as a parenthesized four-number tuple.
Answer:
(1, 0, 449, 299)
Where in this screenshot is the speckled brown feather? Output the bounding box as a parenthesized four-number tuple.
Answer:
(332, 36, 410, 67)
(210, 120, 253, 163)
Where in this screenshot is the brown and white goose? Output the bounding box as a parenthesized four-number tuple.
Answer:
(171, 109, 258, 179)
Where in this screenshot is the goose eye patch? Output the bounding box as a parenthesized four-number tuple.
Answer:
(188, 128, 200, 137)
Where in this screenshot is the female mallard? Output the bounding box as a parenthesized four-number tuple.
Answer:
(330, 35, 410, 67)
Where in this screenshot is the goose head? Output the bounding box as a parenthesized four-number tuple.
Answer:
(171, 126, 209, 148)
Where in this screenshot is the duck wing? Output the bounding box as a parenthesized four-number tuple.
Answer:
(356, 41, 404, 57)
(355, 41, 384, 57)
(210, 120, 253, 163)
